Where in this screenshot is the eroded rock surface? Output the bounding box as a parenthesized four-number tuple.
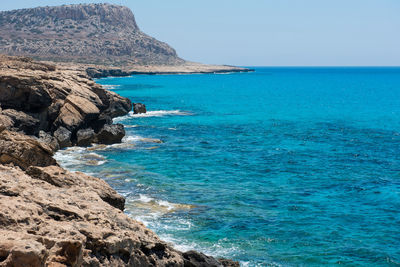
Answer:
(0, 55, 132, 148)
(0, 165, 183, 266)
(0, 164, 238, 266)
(1, 108, 40, 135)
(0, 130, 56, 170)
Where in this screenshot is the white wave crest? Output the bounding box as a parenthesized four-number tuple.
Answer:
(138, 194, 154, 203)
(124, 125, 140, 128)
(125, 194, 195, 222)
(158, 234, 241, 261)
(70, 134, 154, 152)
(131, 110, 191, 118)
(114, 110, 191, 122)
(102, 84, 120, 90)
(122, 135, 145, 143)
(54, 148, 107, 168)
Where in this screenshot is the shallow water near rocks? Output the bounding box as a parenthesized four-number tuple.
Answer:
(55, 67, 400, 266)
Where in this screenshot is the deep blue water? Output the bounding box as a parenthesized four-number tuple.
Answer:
(56, 67, 400, 266)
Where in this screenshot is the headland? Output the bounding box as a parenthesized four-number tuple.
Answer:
(0, 3, 245, 266)
(0, 54, 238, 266)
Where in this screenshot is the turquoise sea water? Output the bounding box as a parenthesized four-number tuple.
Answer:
(55, 67, 400, 266)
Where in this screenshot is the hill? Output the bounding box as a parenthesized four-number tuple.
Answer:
(0, 3, 184, 66)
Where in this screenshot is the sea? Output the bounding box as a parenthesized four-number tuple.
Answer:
(55, 67, 400, 266)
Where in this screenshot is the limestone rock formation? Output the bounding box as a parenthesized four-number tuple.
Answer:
(0, 55, 132, 148)
(0, 164, 238, 266)
(1, 108, 40, 135)
(0, 130, 56, 170)
(26, 165, 125, 211)
(0, 4, 183, 66)
(84, 63, 252, 78)
(0, 165, 184, 266)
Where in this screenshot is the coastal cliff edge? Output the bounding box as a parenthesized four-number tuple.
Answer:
(0, 55, 238, 267)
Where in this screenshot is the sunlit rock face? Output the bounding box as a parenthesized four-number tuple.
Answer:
(0, 4, 184, 66)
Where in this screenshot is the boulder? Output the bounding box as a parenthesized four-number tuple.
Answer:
(107, 92, 132, 117)
(53, 126, 72, 149)
(54, 95, 101, 131)
(91, 86, 132, 118)
(218, 259, 241, 267)
(96, 123, 125, 144)
(64, 94, 100, 122)
(182, 250, 231, 267)
(133, 102, 146, 114)
(38, 130, 60, 152)
(1, 108, 40, 135)
(0, 130, 56, 170)
(76, 128, 95, 147)
(55, 102, 84, 131)
(90, 113, 112, 132)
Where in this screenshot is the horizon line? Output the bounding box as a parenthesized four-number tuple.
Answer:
(236, 65, 400, 68)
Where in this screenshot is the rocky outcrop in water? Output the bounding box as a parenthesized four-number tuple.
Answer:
(0, 3, 183, 66)
(84, 63, 252, 78)
(0, 55, 239, 266)
(134, 103, 147, 114)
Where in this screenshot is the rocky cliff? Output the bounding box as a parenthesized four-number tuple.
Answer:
(0, 4, 183, 66)
(0, 54, 131, 149)
(0, 55, 238, 266)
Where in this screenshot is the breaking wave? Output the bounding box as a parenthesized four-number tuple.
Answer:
(113, 110, 192, 122)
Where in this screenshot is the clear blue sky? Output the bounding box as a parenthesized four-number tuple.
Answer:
(1, 1, 399, 66)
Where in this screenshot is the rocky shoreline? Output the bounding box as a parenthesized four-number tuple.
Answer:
(0, 55, 238, 266)
(52, 61, 253, 79)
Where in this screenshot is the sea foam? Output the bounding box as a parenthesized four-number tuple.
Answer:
(113, 110, 191, 122)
